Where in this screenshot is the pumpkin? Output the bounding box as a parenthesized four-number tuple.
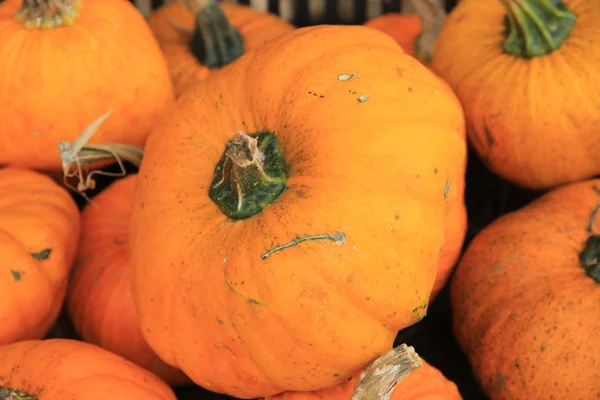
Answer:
(147, 0, 295, 98)
(431, 0, 600, 190)
(450, 178, 600, 398)
(0, 0, 174, 172)
(0, 167, 80, 345)
(66, 174, 190, 386)
(266, 358, 462, 400)
(126, 24, 466, 398)
(0, 338, 177, 399)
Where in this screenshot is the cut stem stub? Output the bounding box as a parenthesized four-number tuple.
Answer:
(14, 0, 83, 29)
(351, 344, 422, 400)
(0, 387, 37, 400)
(209, 131, 288, 220)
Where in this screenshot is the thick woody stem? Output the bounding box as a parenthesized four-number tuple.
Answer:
(185, 0, 244, 68)
(350, 344, 422, 400)
(407, 0, 446, 63)
(499, 0, 576, 58)
(209, 131, 288, 220)
(0, 387, 37, 400)
(14, 0, 83, 29)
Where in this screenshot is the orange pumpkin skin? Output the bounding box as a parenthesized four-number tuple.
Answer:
(147, 2, 295, 98)
(0, 0, 174, 172)
(451, 178, 600, 398)
(431, 0, 600, 190)
(0, 339, 177, 399)
(265, 359, 462, 400)
(0, 167, 80, 345)
(364, 14, 422, 59)
(130, 25, 466, 398)
(66, 174, 190, 386)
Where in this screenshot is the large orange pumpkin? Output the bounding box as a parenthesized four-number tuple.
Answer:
(266, 358, 462, 400)
(0, 0, 174, 172)
(451, 178, 600, 398)
(0, 167, 80, 345)
(0, 339, 177, 399)
(431, 0, 600, 190)
(67, 174, 190, 386)
(128, 25, 466, 398)
(147, 0, 295, 98)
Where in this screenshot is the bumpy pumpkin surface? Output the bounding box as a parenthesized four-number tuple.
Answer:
(67, 174, 189, 386)
(266, 359, 462, 400)
(431, 0, 600, 190)
(130, 25, 466, 398)
(148, 1, 295, 98)
(0, 167, 80, 345)
(451, 179, 600, 399)
(0, 339, 177, 399)
(0, 0, 174, 171)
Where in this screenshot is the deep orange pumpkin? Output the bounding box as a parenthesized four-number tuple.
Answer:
(431, 0, 600, 189)
(147, 1, 295, 98)
(451, 178, 600, 398)
(67, 174, 190, 386)
(0, 0, 174, 172)
(0, 167, 80, 345)
(266, 359, 462, 400)
(0, 338, 177, 399)
(129, 25, 466, 398)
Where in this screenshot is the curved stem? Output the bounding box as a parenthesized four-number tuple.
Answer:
(407, 0, 446, 63)
(350, 344, 422, 400)
(0, 387, 37, 400)
(185, 0, 244, 68)
(58, 110, 144, 201)
(209, 131, 288, 220)
(499, 0, 576, 58)
(14, 0, 82, 29)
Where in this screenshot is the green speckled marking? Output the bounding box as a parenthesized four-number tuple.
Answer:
(0, 387, 37, 400)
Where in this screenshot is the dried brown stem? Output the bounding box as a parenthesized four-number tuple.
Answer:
(351, 344, 422, 400)
(14, 0, 82, 29)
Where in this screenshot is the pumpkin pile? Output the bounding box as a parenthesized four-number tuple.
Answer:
(0, 0, 597, 399)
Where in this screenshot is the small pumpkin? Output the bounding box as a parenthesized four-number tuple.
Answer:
(451, 178, 600, 398)
(0, 0, 174, 172)
(266, 358, 462, 400)
(147, 0, 295, 98)
(126, 25, 466, 398)
(431, 0, 600, 190)
(0, 338, 177, 399)
(66, 174, 190, 386)
(0, 167, 80, 345)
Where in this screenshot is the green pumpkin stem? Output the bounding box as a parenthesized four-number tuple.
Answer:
(0, 387, 37, 400)
(209, 131, 288, 220)
(14, 0, 82, 29)
(186, 0, 244, 68)
(350, 344, 422, 400)
(578, 235, 600, 284)
(499, 0, 576, 58)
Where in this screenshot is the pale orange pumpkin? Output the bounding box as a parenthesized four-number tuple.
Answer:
(0, 0, 174, 172)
